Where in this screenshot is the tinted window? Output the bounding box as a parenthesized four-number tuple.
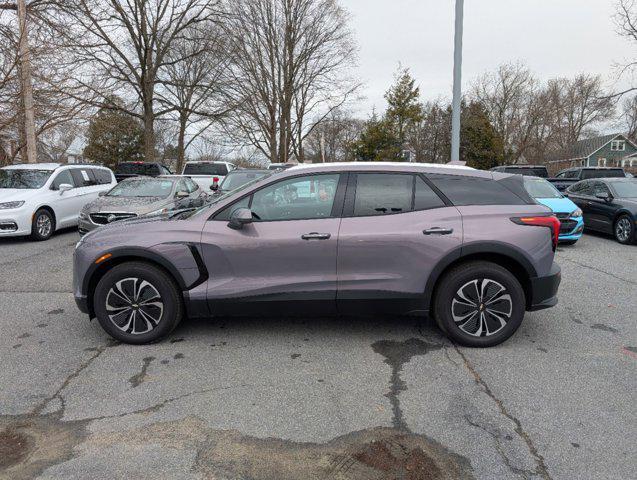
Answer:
(115, 163, 160, 176)
(354, 174, 413, 216)
(51, 170, 75, 190)
(503, 167, 548, 177)
(251, 174, 339, 221)
(581, 169, 625, 179)
(183, 163, 228, 176)
(428, 174, 526, 205)
(414, 176, 445, 210)
(564, 170, 579, 179)
(609, 180, 637, 197)
(92, 168, 112, 185)
(70, 168, 97, 187)
(591, 182, 610, 196)
(574, 181, 593, 196)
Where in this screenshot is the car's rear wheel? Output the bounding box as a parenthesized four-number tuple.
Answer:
(94, 262, 183, 344)
(433, 261, 526, 347)
(614, 214, 634, 244)
(30, 209, 54, 241)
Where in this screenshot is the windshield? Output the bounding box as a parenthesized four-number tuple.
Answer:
(0, 169, 52, 189)
(609, 180, 637, 197)
(107, 178, 174, 198)
(523, 177, 562, 199)
(220, 171, 268, 190)
(183, 163, 228, 176)
(504, 167, 547, 178)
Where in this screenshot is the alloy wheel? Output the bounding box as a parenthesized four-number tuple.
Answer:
(451, 278, 513, 337)
(36, 214, 52, 238)
(105, 277, 164, 334)
(615, 217, 632, 243)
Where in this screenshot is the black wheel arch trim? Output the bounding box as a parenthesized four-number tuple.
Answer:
(81, 243, 208, 300)
(424, 241, 538, 309)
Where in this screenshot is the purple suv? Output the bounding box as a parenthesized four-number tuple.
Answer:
(73, 163, 561, 347)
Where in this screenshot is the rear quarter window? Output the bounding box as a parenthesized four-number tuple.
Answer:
(92, 168, 113, 184)
(427, 174, 527, 206)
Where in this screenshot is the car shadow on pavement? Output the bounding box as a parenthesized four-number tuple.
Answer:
(0, 227, 79, 245)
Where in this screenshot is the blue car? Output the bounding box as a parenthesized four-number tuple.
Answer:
(523, 176, 584, 244)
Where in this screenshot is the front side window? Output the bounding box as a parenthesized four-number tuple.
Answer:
(51, 170, 75, 190)
(353, 173, 413, 216)
(251, 174, 339, 221)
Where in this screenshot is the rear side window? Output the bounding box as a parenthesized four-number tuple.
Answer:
(92, 168, 112, 185)
(414, 176, 446, 210)
(354, 174, 413, 216)
(428, 174, 526, 206)
(581, 169, 624, 179)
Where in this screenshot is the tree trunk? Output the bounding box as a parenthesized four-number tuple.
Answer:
(142, 95, 155, 162)
(17, 0, 37, 164)
(176, 113, 187, 173)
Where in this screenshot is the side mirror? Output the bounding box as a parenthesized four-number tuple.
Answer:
(595, 192, 612, 202)
(210, 183, 219, 192)
(98, 191, 107, 197)
(227, 208, 253, 230)
(58, 183, 73, 194)
(175, 191, 189, 199)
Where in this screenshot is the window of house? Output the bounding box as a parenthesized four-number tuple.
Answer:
(610, 140, 626, 151)
(598, 158, 607, 167)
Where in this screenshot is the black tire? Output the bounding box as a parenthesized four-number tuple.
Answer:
(30, 209, 55, 241)
(560, 240, 578, 246)
(433, 261, 526, 348)
(93, 262, 183, 344)
(614, 214, 634, 245)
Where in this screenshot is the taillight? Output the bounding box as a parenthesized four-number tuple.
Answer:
(213, 177, 219, 184)
(511, 215, 561, 251)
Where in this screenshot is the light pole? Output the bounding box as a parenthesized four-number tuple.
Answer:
(450, 0, 464, 163)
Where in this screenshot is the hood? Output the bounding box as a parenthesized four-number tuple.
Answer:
(0, 188, 34, 202)
(535, 196, 578, 214)
(83, 195, 172, 215)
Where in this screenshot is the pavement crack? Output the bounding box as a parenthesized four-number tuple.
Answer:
(31, 340, 118, 416)
(454, 346, 552, 480)
(129, 356, 156, 388)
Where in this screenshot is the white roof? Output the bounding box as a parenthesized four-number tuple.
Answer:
(2, 163, 61, 170)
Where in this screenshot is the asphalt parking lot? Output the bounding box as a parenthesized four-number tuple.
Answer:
(0, 229, 635, 480)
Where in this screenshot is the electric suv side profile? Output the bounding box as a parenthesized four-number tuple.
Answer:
(73, 163, 561, 347)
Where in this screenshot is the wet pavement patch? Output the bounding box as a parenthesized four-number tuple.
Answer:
(47, 309, 64, 315)
(371, 338, 443, 431)
(590, 324, 618, 333)
(0, 412, 89, 480)
(291, 353, 301, 359)
(170, 338, 185, 343)
(128, 356, 155, 388)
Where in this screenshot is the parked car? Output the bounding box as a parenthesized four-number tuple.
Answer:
(211, 169, 270, 196)
(0, 163, 116, 240)
(566, 178, 637, 244)
(491, 165, 549, 178)
(547, 167, 626, 192)
(114, 161, 172, 182)
(78, 176, 205, 235)
(181, 161, 236, 191)
(523, 176, 583, 245)
(74, 162, 561, 347)
(268, 163, 295, 170)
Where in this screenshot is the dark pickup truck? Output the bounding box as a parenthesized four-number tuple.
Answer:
(114, 162, 173, 182)
(547, 167, 626, 191)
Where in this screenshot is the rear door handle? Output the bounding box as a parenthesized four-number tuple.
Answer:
(423, 227, 454, 235)
(301, 232, 331, 240)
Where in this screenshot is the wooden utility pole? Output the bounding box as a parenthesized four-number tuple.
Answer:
(17, 0, 37, 163)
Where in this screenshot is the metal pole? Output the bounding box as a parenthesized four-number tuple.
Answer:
(17, 0, 37, 164)
(450, 0, 464, 163)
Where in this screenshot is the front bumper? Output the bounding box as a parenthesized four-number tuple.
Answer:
(0, 209, 32, 237)
(558, 216, 584, 242)
(78, 217, 98, 236)
(527, 262, 561, 311)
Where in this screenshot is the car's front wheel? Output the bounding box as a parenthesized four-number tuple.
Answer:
(30, 209, 54, 241)
(614, 214, 634, 244)
(433, 261, 526, 347)
(94, 262, 183, 344)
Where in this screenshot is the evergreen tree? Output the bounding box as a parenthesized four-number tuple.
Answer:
(83, 103, 144, 167)
(384, 67, 424, 145)
(352, 113, 402, 161)
(461, 101, 505, 169)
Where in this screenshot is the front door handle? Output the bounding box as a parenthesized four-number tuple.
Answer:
(423, 227, 454, 235)
(301, 232, 331, 240)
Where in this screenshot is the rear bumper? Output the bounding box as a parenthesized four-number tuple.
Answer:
(528, 262, 561, 311)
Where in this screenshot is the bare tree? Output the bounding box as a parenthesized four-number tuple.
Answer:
(622, 94, 637, 139)
(613, 0, 637, 97)
(222, 0, 359, 163)
(304, 108, 363, 162)
(51, 0, 223, 162)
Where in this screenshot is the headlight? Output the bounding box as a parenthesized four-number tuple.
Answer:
(146, 207, 168, 216)
(0, 201, 25, 210)
(570, 208, 583, 218)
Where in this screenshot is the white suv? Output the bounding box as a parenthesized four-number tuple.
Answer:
(0, 163, 116, 240)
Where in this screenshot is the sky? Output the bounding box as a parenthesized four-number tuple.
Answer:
(340, 0, 633, 117)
